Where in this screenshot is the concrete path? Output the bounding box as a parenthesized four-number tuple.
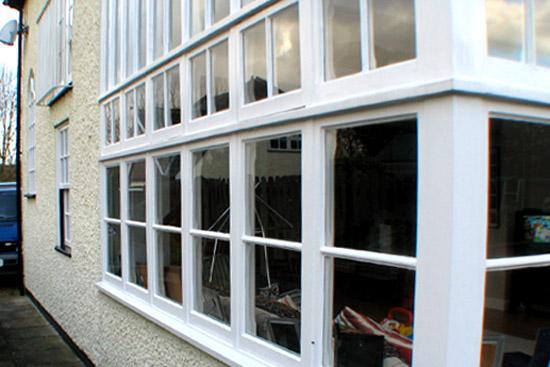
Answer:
(0, 290, 85, 367)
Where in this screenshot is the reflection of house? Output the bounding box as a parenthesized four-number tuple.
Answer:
(10, 0, 550, 366)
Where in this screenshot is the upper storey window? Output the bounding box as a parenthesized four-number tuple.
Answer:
(190, 0, 230, 37)
(37, 0, 73, 104)
(243, 3, 301, 104)
(487, 0, 550, 67)
(323, 0, 416, 81)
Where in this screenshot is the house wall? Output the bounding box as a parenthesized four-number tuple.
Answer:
(20, 1, 223, 365)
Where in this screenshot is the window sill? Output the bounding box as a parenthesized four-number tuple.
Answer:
(96, 281, 271, 367)
(54, 246, 71, 257)
(24, 193, 36, 199)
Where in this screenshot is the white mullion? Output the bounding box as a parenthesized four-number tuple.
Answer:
(230, 134, 244, 348)
(181, 146, 193, 323)
(242, 235, 302, 252)
(190, 229, 231, 241)
(265, 17, 274, 97)
(320, 246, 417, 270)
(121, 162, 130, 289)
(362, 0, 372, 71)
(146, 155, 156, 302)
(526, 0, 536, 64)
(206, 48, 213, 115)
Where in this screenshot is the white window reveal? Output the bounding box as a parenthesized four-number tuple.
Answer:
(57, 125, 71, 254)
(323, 0, 416, 80)
(242, 3, 301, 104)
(37, 0, 74, 104)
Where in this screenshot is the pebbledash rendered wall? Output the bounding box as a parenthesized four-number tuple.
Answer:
(20, 1, 224, 366)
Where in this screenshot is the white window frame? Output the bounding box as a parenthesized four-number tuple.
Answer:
(27, 72, 37, 197)
(36, 0, 74, 105)
(57, 124, 71, 253)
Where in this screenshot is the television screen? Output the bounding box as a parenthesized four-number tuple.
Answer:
(524, 216, 550, 243)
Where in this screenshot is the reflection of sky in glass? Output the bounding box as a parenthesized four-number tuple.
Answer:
(211, 41, 229, 112)
(153, 74, 165, 129)
(324, 0, 361, 80)
(191, 0, 205, 36)
(191, 52, 207, 118)
(170, 0, 182, 49)
(536, 0, 550, 67)
(487, 0, 525, 61)
(213, 0, 230, 23)
(272, 5, 301, 94)
(371, 0, 416, 68)
(243, 22, 267, 103)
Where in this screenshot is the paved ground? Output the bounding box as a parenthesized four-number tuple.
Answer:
(0, 285, 85, 367)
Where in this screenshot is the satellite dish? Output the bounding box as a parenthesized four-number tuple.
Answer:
(0, 20, 18, 46)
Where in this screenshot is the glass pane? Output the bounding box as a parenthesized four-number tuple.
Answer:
(113, 99, 120, 143)
(487, 0, 525, 61)
(323, 0, 361, 80)
(107, 166, 120, 219)
(191, 52, 207, 119)
(482, 269, 550, 367)
(272, 5, 301, 95)
(331, 121, 417, 256)
(191, 0, 205, 36)
(243, 22, 267, 103)
(107, 223, 121, 276)
(105, 103, 112, 145)
(157, 231, 182, 303)
(211, 41, 229, 113)
(129, 226, 147, 289)
(248, 245, 301, 354)
(167, 66, 181, 126)
(154, 1, 164, 59)
(370, 0, 416, 68)
(128, 160, 146, 222)
(488, 120, 550, 258)
(331, 259, 415, 367)
(138, 0, 147, 69)
(213, 0, 230, 23)
(136, 84, 146, 135)
(242, 0, 254, 6)
(536, 0, 550, 67)
(248, 135, 301, 242)
(115, 0, 122, 83)
(193, 146, 230, 232)
(153, 74, 165, 130)
(125, 90, 135, 138)
(196, 238, 230, 324)
(170, 0, 182, 49)
(126, 1, 135, 75)
(155, 155, 181, 227)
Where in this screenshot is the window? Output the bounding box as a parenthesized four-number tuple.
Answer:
(27, 71, 37, 196)
(245, 134, 302, 353)
(37, 0, 73, 103)
(126, 0, 147, 76)
(57, 125, 71, 254)
(125, 84, 146, 139)
(243, 4, 301, 104)
(154, 154, 182, 303)
(106, 166, 122, 276)
(487, 0, 550, 66)
(190, 40, 229, 119)
(190, 0, 230, 37)
(104, 98, 121, 146)
(325, 120, 417, 365)
(482, 119, 550, 366)
(153, 66, 181, 130)
(192, 146, 230, 324)
(323, 0, 416, 80)
(154, 0, 182, 60)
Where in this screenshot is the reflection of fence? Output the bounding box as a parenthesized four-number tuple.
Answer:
(255, 176, 301, 242)
(199, 178, 230, 231)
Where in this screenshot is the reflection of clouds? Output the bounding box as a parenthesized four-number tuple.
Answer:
(273, 5, 300, 92)
(487, 0, 524, 60)
(536, 0, 550, 65)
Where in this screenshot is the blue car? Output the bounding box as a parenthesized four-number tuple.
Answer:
(0, 183, 18, 276)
